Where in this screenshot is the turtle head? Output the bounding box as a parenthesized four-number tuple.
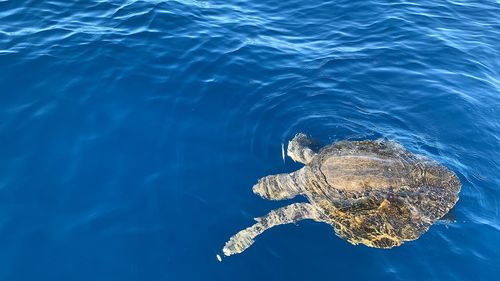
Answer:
(287, 133, 317, 164)
(252, 173, 302, 200)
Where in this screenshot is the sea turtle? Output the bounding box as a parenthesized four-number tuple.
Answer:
(222, 133, 461, 257)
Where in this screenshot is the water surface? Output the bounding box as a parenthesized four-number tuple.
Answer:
(1, 0, 499, 280)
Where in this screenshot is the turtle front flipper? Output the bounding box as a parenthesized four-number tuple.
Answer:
(222, 203, 326, 257)
(287, 133, 317, 164)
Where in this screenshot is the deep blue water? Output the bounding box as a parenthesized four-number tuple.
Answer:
(1, 0, 500, 280)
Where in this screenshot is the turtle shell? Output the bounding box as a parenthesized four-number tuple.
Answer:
(301, 140, 461, 248)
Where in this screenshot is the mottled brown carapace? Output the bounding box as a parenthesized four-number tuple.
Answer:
(222, 134, 461, 257)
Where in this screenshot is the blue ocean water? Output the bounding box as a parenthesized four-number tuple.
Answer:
(1, 0, 500, 280)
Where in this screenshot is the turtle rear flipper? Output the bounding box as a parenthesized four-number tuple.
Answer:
(222, 203, 325, 256)
(437, 208, 456, 224)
